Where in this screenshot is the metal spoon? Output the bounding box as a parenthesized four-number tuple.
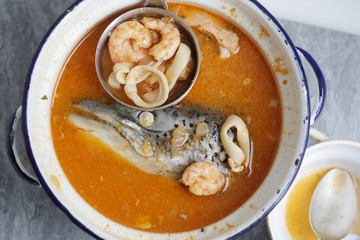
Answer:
(95, 0, 201, 111)
(309, 168, 357, 240)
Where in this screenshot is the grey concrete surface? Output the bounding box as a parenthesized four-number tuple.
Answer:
(1, 0, 359, 239)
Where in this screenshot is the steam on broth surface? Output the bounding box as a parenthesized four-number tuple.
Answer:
(51, 3, 281, 233)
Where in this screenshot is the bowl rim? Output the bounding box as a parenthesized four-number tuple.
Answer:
(21, 0, 311, 239)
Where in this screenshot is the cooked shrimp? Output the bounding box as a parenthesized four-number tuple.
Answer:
(142, 17, 181, 61)
(181, 161, 225, 196)
(108, 21, 152, 63)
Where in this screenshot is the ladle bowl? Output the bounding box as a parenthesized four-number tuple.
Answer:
(95, 0, 201, 111)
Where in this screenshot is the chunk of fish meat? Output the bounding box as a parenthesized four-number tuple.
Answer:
(184, 13, 239, 54)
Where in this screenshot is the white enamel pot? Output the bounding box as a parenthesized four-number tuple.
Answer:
(6, 0, 326, 239)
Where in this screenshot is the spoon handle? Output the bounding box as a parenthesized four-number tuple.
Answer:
(144, 0, 168, 9)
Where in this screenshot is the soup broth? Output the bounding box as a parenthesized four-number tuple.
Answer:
(51, 3, 281, 233)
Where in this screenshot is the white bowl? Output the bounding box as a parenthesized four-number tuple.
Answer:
(267, 140, 360, 240)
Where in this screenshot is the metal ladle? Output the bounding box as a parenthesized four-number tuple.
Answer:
(95, 0, 201, 111)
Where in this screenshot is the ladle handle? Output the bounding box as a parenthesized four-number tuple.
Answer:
(144, 0, 168, 9)
(296, 47, 326, 126)
(6, 106, 41, 186)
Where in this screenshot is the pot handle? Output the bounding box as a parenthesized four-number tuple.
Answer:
(6, 106, 41, 186)
(296, 47, 326, 126)
(309, 127, 330, 143)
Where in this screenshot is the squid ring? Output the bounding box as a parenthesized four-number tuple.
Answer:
(142, 44, 191, 102)
(108, 62, 134, 89)
(124, 65, 169, 108)
(220, 115, 250, 172)
(113, 62, 134, 84)
(165, 43, 191, 91)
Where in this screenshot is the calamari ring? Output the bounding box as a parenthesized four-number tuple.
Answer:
(142, 44, 191, 101)
(124, 65, 169, 108)
(165, 43, 191, 90)
(220, 115, 250, 172)
(113, 62, 134, 84)
(108, 72, 121, 89)
(108, 62, 134, 88)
